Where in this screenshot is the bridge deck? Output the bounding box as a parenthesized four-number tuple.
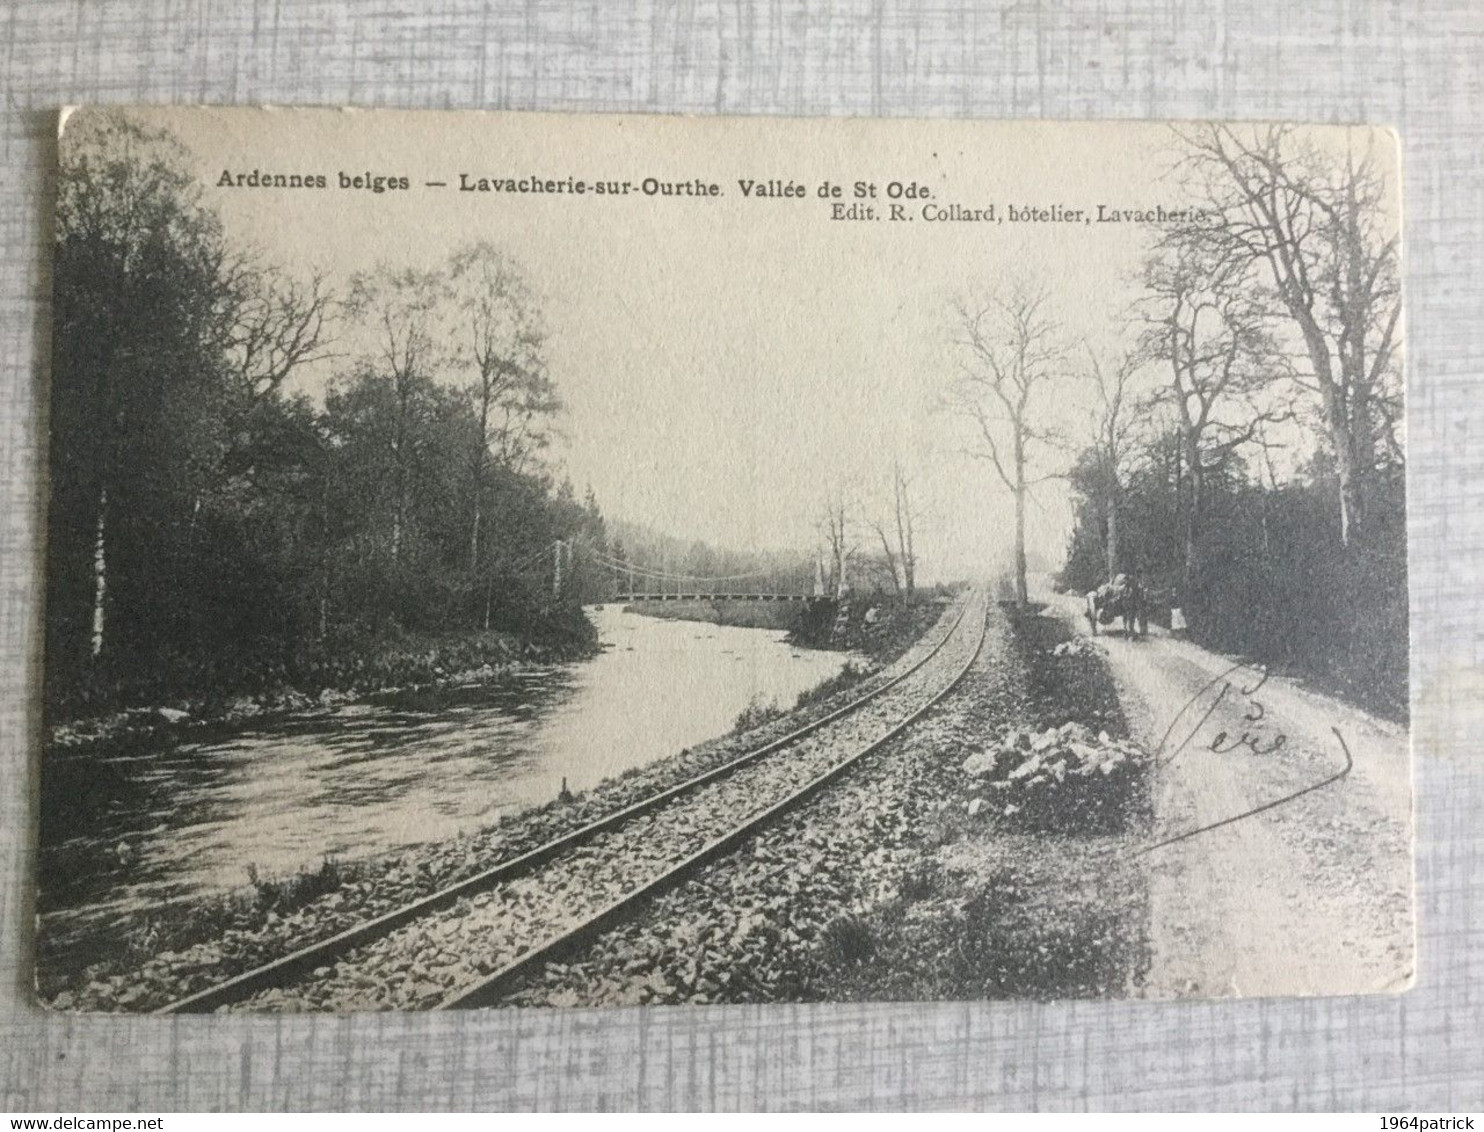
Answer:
(617, 593, 815, 602)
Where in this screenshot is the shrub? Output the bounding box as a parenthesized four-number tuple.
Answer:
(820, 912, 878, 967)
(795, 661, 867, 709)
(732, 695, 784, 734)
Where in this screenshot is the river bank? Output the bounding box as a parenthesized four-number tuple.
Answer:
(629, 591, 949, 661)
(39, 602, 940, 1010)
(622, 598, 802, 631)
(46, 611, 600, 754)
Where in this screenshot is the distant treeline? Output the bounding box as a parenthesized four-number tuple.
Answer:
(604, 518, 816, 596)
(48, 112, 606, 718)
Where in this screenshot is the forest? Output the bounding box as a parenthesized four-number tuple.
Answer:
(1050, 126, 1408, 717)
(942, 126, 1406, 716)
(47, 112, 610, 720)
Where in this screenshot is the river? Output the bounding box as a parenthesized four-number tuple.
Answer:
(38, 607, 861, 967)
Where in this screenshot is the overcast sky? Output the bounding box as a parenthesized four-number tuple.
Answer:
(111, 108, 1383, 583)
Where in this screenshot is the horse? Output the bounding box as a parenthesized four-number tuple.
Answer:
(1085, 574, 1148, 638)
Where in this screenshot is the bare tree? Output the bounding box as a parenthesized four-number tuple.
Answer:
(891, 460, 917, 602)
(1138, 238, 1290, 594)
(818, 490, 858, 601)
(1083, 345, 1145, 583)
(224, 265, 336, 405)
(1176, 124, 1403, 545)
(867, 514, 901, 596)
(867, 459, 918, 602)
(950, 287, 1067, 605)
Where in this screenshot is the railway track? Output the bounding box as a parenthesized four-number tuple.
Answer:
(160, 587, 990, 1013)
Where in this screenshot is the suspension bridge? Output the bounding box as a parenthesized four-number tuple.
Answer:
(504, 538, 838, 604)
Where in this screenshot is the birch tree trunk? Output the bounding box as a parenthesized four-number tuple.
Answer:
(90, 486, 107, 660)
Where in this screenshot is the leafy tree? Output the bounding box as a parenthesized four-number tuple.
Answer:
(52, 112, 233, 679)
(48, 114, 605, 717)
(447, 244, 558, 582)
(342, 265, 448, 569)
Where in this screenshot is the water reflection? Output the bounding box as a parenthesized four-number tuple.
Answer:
(39, 608, 857, 964)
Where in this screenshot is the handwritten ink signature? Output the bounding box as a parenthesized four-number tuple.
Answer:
(1208, 667, 1290, 756)
(1136, 661, 1355, 857)
(1152, 659, 1283, 768)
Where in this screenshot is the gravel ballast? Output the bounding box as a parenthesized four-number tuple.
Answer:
(502, 600, 1151, 1007)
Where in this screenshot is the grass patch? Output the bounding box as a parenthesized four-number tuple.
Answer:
(819, 913, 879, 968)
(794, 661, 868, 709)
(732, 695, 786, 734)
(245, 856, 349, 915)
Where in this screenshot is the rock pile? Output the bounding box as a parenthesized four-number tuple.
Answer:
(1050, 637, 1098, 658)
(960, 722, 1147, 828)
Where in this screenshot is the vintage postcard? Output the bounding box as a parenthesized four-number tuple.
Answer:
(38, 107, 1413, 1012)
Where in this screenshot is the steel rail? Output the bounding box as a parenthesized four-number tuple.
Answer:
(156, 591, 975, 1014)
(440, 594, 991, 1010)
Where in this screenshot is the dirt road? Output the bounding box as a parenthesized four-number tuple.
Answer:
(1039, 583, 1415, 1000)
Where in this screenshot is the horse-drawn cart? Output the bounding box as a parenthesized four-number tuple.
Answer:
(1085, 574, 1149, 638)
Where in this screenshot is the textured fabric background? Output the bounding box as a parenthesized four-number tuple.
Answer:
(1, 1, 1480, 1112)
